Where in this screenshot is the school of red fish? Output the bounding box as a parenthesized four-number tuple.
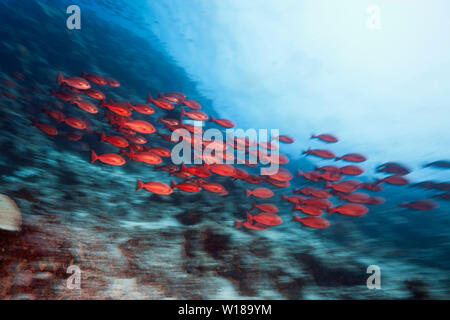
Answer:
(24, 71, 448, 231)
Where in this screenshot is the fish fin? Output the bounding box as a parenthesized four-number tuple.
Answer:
(90, 150, 98, 163)
(136, 179, 144, 191)
(245, 189, 252, 198)
(180, 163, 187, 172)
(234, 219, 243, 228)
(57, 72, 63, 85)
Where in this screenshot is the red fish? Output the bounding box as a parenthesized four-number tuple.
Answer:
(293, 204, 323, 216)
(81, 72, 107, 85)
(170, 180, 201, 193)
(42, 108, 65, 123)
(131, 104, 155, 115)
(264, 177, 290, 188)
(328, 203, 368, 216)
(209, 164, 236, 177)
(200, 182, 228, 195)
(297, 170, 321, 182)
(311, 134, 338, 143)
(234, 219, 270, 231)
(361, 182, 384, 192)
(100, 132, 129, 148)
(127, 135, 147, 145)
(180, 107, 208, 121)
(32, 120, 58, 136)
(63, 117, 86, 130)
(294, 187, 330, 199)
(246, 188, 274, 199)
(145, 146, 171, 158)
(366, 196, 385, 205)
(100, 100, 132, 116)
(83, 89, 105, 100)
(209, 115, 235, 128)
(400, 200, 438, 211)
(105, 77, 120, 87)
(326, 180, 362, 193)
(180, 163, 211, 178)
(158, 92, 186, 104)
(232, 168, 249, 180)
(50, 89, 79, 102)
(147, 93, 174, 110)
(273, 135, 294, 144)
(377, 162, 410, 175)
(303, 149, 336, 159)
(301, 198, 332, 210)
(158, 117, 180, 126)
(127, 150, 162, 165)
(251, 203, 279, 213)
(122, 119, 155, 134)
(318, 170, 343, 182)
(246, 212, 282, 226)
(57, 72, 91, 90)
(336, 153, 367, 162)
(265, 167, 293, 182)
(337, 192, 371, 204)
(376, 175, 409, 186)
(339, 165, 364, 176)
(90, 151, 125, 166)
(136, 179, 173, 195)
(65, 132, 83, 141)
(281, 194, 306, 204)
(291, 214, 330, 229)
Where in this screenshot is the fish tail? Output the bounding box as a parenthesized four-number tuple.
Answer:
(297, 169, 303, 177)
(136, 179, 144, 191)
(291, 214, 300, 222)
(180, 163, 187, 172)
(209, 115, 215, 122)
(57, 72, 63, 85)
(281, 194, 288, 201)
(170, 180, 176, 189)
(250, 203, 257, 211)
(90, 150, 98, 163)
(146, 93, 153, 103)
(334, 157, 340, 161)
(31, 119, 38, 127)
(327, 207, 335, 214)
(325, 182, 331, 188)
(246, 211, 253, 222)
(310, 134, 316, 139)
(99, 132, 106, 142)
(245, 189, 252, 198)
(81, 71, 86, 78)
(234, 219, 243, 228)
(99, 100, 105, 107)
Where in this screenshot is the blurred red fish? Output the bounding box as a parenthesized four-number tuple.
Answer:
(209, 115, 235, 128)
(328, 203, 368, 216)
(100, 132, 129, 148)
(303, 149, 336, 159)
(336, 153, 367, 162)
(57, 72, 90, 90)
(246, 212, 282, 226)
(147, 93, 174, 110)
(136, 179, 173, 195)
(246, 187, 274, 199)
(91, 151, 125, 166)
(170, 180, 201, 193)
(32, 120, 58, 136)
(311, 133, 338, 143)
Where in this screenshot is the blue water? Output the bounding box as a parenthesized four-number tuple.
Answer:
(0, 0, 449, 299)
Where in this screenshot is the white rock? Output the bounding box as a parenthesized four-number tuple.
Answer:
(0, 194, 22, 231)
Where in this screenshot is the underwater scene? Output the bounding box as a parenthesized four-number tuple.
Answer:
(0, 0, 449, 300)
